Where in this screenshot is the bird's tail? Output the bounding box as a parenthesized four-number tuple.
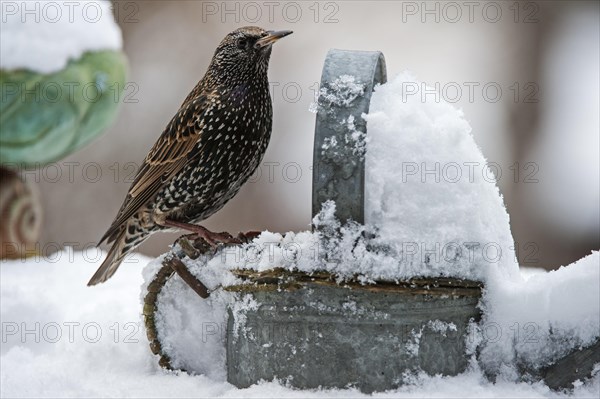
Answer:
(87, 223, 148, 286)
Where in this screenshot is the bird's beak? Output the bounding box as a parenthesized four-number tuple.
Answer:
(255, 30, 293, 49)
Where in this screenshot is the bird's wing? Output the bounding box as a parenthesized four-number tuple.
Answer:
(99, 94, 212, 245)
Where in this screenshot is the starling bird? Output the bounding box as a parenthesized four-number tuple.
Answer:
(88, 27, 292, 286)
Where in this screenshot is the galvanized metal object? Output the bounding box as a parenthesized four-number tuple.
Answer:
(312, 49, 387, 225)
(226, 272, 482, 393)
(226, 50, 482, 392)
(526, 339, 600, 390)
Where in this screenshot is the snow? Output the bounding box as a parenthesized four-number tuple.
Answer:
(0, 0, 122, 74)
(363, 72, 520, 283)
(311, 74, 366, 111)
(1, 250, 598, 397)
(478, 251, 600, 376)
(140, 197, 506, 286)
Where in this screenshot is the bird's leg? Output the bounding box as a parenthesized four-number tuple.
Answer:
(163, 219, 242, 247)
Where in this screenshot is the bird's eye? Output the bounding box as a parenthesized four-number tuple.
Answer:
(237, 38, 247, 50)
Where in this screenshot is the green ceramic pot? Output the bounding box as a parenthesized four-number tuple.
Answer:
(0, 50, 128, 166)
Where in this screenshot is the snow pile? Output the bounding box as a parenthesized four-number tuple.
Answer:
(152, 206, 399, 283)
(144, 199, 510, 285)
(363, 72, 519, 282)
(0, 0, 122, 73)
(310, 72, 521, 282)
(478, 251, 600, 376)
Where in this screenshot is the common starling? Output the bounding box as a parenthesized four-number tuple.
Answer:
(88, 27, 292, 286)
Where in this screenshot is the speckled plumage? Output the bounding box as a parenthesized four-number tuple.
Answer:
(88, 27, 292, 286)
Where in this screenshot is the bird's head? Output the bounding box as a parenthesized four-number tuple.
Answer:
(207, 27, 293, 85)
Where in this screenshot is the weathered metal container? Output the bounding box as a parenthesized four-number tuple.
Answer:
(223, 49, 485, 392)
(225, 270, 481, 392)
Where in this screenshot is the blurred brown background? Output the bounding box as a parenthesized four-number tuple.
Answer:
(34, 0, 599, 270)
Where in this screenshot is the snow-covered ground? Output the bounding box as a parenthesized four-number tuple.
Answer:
(1, 250, 598, 398)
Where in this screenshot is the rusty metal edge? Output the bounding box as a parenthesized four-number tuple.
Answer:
(227, 268, 483, 297)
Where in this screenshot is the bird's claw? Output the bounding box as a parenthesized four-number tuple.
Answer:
(194, 230, 242, 249)
(176, 228, 263, 255)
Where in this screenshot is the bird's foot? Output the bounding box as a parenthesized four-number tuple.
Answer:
(165, 219, 243, 250)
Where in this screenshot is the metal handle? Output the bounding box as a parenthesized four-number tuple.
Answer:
(312, 49, 387, 226)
